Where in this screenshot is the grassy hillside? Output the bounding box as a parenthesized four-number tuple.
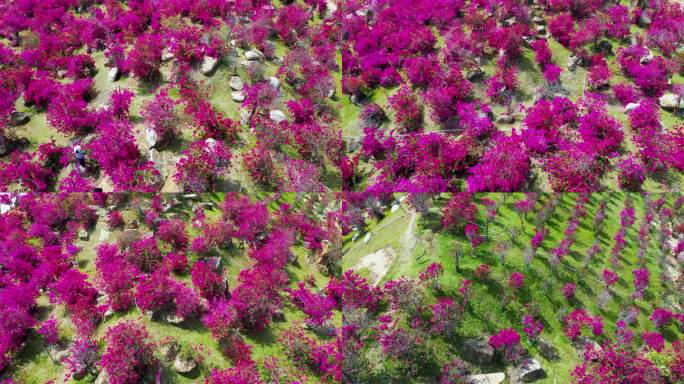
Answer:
(342, 193, 682, 383)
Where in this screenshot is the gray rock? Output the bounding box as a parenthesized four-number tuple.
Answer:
(240, 109, 251, 125)
(567, 55, 581, 71)
(273, 309, 286, 322)
(468, 373, 506, 384)
(497, 114, 515, 124)
(162, 49, 174, 62)
(145, 126, 159, 149)
(625, 102, 641, 113)
(659, 93, 684, 109)
(208, 257, 222, 269)
(503, 17, 517, 27)
(537, 338, 560, 361)
(159, 342, 179, 362)
(126, 220, 139, 229)
(8, 112, 29, 127)
(230, 76, 244, 91)
(103, 308, 114, 321)
(268, 76, 280, 90)
(532, 16, 545, 24)
(466, 69, 485, 82)
(244, 50, 262, 61)
(640, 53, 654, 65)
(597, 40, 613, 54)
(57, 69, 68, 79)
(231, 91, 245, 102)
(173, 355, 197, 373)
(535, 25, 546, 35)
(507, 358, 545, 383)
(638, 13, 652, 27)
(269, 110, 287, 123)
(94, 369, 109, 384)
(363, 232, 371, 244)
(346, 138, 361, 153)
(107, 67, 119, 82)
(462, 338, 494, 365)
(162, 312, 185, 324)
(201, 56, 219, 75)
(78, 229, 89, 240)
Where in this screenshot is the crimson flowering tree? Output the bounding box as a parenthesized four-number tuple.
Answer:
(95, 243, 137, 312)
(157, 219, 188, 250)
(205, 363, 264, 384)
(562, 283, 577, 299)
(108, 89, 135, 119)
(430, 297, 465, 339)
(100, 321, 157, 384)
(124, 33, 163, 81)
(230, 265, 289, 333)
(632, 268, 649, 299)
(191, 260, 227, 300)
(141, 90, 180, 145)
(617, 157, 646, 191)
(174, 139, 232, 193)
(466, 133, 530, 192)
(572, 342, 663, 384)
(135, 268, 201, 319)
(441, 193, 477, 232)
(63, 338, 98, 379)
(439, 358, 471, 384)
(127, 235, 162, 272)
(325, 270, 383, 312)
(522, 315, 543, 341)
(388, 85, 424, 133)
(202, 299, 238, 341)
(649, 308, 675, 328)
(508, 272, 525, 291)
(48, 269, 101, 337)
(488, 328, 522, 363)
(287, 282, 336, 326)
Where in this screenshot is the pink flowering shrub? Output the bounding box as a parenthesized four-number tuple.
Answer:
(100, 321, 157, 384)
(488, 328, 521, 362)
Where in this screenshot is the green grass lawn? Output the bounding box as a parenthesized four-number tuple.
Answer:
(342, 193, 682, 383)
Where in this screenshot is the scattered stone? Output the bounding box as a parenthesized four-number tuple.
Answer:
(229, 76, 244, 91)
(145, 126, 159, 149)
(638, 13, 652, 27)
(231, 91, 245, 103)
(208, 257, 222, 269)
(50, 346, 70, 362)
(503, 17, 517, 27)
(466, 69, 485, 82)
(462, 338, 494, 365)
(268, 76, 280, 90)
(159, 342, 180, 362)
(363, 232, 371, 244)
(391, 204, 400, 213)
(97, 294, 109, 306)
(162, 49, 174, 62)
(269, 109, 287, 123)
(57, 69, 68, 79)
(272, 309, 286, 322)
(173, 355, 197, 373)
(306, 321, 336, 336)
(201, 56, 219, 75)
(468, 373, 506, 384)
(507, 358, 545, 384)
(640, 53, 654, 64)
(78, 229, 89, 240)
(566, 55, 581, 71)
(244, 50, 262, 61)
(532, 16, 545, 24)
(659, 93, 684, 109)
(597, 40, 613, 54)
(107, 67, 119, 82)
(346, 138, 361, 153)
(94, 369, 109, 384)
(126, 220, 139, 229)
(625, 102, 640, 113)
(240, 109, 251, 125)
(535, 25, 546, 35)
(8, 112, 29, 127)
(103, 308, 115, 320)
(327, 87, 336, 99)
(161, 312, 185, 324)
(497, 114, 515, 124)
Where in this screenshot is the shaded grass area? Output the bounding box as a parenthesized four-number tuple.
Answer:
(342, 193, 681, 383)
